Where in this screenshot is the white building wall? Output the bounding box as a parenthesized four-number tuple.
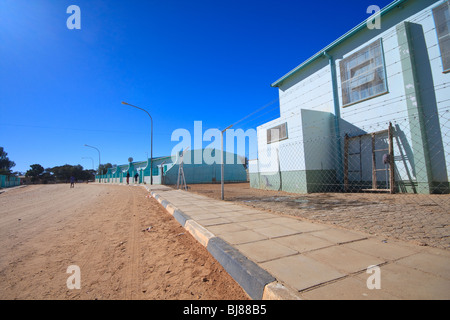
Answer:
(279, 66, 334, 116)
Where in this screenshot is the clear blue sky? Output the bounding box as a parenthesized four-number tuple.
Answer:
(0, 0, 393, 173)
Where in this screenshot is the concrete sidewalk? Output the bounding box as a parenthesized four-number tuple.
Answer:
(146, 185, 450, 300)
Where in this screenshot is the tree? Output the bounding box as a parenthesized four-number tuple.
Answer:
(23, 163, 95, 184)
(0, 147, 16, 176)
(40, 168, 55, 184)
(51, 164, 94, 182)
(26, 164, 45, 182)
(98, 163, 113, 175)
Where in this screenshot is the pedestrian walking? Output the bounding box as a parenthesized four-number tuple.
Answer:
(70, 176, 75, 188)
(134, 172, 139, 184)
(126, 172, 130, 185)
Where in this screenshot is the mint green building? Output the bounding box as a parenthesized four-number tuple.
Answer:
(0, 175, 21, 189)
(96, 149, 248, 185)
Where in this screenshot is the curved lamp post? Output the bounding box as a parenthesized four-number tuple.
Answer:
(121, 101, 153, 185)
(84, 144, 101, 183)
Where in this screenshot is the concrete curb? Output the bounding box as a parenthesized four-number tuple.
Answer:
(146, 187, 302, 300)
(206, 237, 275, 300)
(184, 220, 215, 247)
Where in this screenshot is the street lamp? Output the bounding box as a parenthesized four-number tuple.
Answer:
(84, 144, 101, 183)
(121, 101, 153, 185)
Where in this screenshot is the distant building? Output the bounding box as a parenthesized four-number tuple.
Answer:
(0, 175, 21, 188)
(97, 149, 248, 185)
(249, 0, 449, 194)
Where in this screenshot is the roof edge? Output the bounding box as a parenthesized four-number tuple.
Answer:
(270, 0, 407, 88)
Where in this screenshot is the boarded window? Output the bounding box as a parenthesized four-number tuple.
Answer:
(433, 1, 450, 72)
(267, 122, 288, 144)
(340, 39, 388, 106)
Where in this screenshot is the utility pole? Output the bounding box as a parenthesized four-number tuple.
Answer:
(221, 125, 233, 200)
(84, 144, 101, 183)
(121, 102, 154, 185)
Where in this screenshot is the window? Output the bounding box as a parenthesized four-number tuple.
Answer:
(433, 1, 450, 72)
(340, 39, 388, 106)
(267, 122, 288, 144)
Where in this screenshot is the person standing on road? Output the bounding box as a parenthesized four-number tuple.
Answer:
(126, 172, 130, 185)
(70, 176, 75, 188)
(134, 172, 139, 184)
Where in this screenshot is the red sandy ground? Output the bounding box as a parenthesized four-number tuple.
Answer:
(0, 184, 249, 300)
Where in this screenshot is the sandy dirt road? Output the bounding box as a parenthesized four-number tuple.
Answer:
(0, 184, 248, 300)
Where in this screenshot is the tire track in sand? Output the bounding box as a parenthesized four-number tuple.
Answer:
(124, 187, 141, 299)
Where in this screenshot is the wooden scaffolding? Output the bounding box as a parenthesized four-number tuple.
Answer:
(344, 122, 395, 194)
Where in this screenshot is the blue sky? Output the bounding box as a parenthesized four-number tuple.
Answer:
(0, 0, 393, 173)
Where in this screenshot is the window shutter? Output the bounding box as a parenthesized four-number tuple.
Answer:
(267, 123, 288, 144)
(433, 2, 450, 72)
(339, 39, 388, 106)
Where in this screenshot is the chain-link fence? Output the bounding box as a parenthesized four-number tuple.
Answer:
(184, 108, 449, 250)
(250, 108, 449, 196)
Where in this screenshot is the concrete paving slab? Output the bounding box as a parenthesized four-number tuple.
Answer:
(344, 238, 419, 261)
(309, 228, 367, 244)
(207, 223, 248, 235)
(214, 211, 243, 217)
(395, 252, 450, 280)
(354, 263, 450, 300)
(220, 230, 268, 245)
(198, 205, 229, 211)
(236, 240, 297, 263)
(304, 246, 385, 274)
(188, 213, 220, 220)
(232, 209, 275, 216)
(227, 214, 267, 223)
(235, 211, 274, 219)
(253, 225, 300, 238)
(175, 207, 211, 214)
(261, 217, 297, 225)
(261, 254, 346, 292)
(238, 220, 278, 229)
(266, 218, 329, 233)
(264, 217, 314, 227)
(197, 217, 231, 226)
(273, 233, 334, 253)
(299, 276, 401, 300)
(286, 221, 330, 233)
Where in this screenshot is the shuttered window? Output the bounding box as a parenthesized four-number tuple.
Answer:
(267, 122, 288, 144)
(433, 1, 450, 72)
(340, 39, 388, 106)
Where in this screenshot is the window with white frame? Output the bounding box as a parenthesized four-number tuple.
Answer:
(267, 122, 288, 144)
(340, 39, 388, 106)
(433, 1, 450, 72)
